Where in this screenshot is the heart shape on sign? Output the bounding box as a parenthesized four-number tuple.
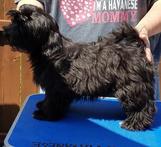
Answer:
(60, 0, 94, 27)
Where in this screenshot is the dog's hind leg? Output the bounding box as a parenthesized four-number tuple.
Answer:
(115, 81, 156, 130)
(33, 92, 73, 121)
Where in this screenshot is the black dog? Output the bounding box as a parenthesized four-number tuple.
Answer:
(1, 5, 156, 130)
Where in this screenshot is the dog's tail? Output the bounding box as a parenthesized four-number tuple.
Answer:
(110, 22, 145, 49)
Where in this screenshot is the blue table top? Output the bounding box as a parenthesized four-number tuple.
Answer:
(4, 94, 161, 147)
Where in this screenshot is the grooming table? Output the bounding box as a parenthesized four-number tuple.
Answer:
(4, 94, 161, 147)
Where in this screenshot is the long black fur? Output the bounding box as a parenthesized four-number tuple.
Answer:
(2, 5, 156, 130)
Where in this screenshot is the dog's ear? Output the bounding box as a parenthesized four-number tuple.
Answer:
(19, 4, 37, 17)
(7, 5, 44, 23)
(7, 10, 29, 22)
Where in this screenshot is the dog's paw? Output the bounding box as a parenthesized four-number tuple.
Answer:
(120, 120, 140, 131)
(32, 110, 65, 121)
(32, 110, 47, 120)
(120, 117, 151, 131)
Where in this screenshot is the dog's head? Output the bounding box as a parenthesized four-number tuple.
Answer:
(3, 4, 59, 52)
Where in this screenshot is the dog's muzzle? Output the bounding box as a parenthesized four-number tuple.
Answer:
(0, 30, 9, 46)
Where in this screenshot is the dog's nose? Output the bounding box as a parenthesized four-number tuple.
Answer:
(0, 30, 9, 46)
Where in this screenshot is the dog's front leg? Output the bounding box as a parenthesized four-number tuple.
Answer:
(33, 92, 73, 121)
